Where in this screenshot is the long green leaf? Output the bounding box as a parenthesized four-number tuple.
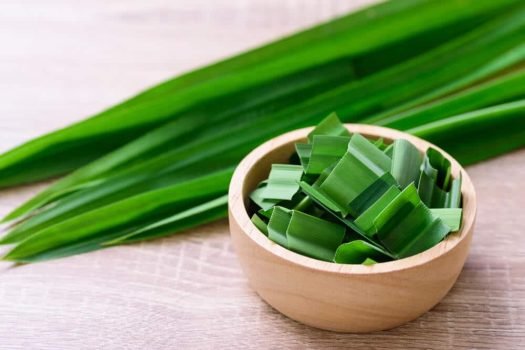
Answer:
(6, 1, 525, 220)
(0, 0, 509, 187)
(2, 168, 233, 261)
(409, 100, 525, 165)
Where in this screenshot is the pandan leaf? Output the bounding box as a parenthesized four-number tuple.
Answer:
(319, 134, 391, 215)
(1, 117, 209, 223)
(267, 206, 292, 248)
(250, 181, 279, 211)
(430, 208, 463, 231)
(258, 207, 274, 220)
(334, 240, 392, 264)
(251, 214, 269, 236)
(295, 143, 312, 170)
(391, 139, 422, 188)
(3, 168, 233, 262)
(263, 164, 304, 201)
(298, 181, 347, 216)
(448, 175, 462, 208)
(3, 0, 514, 262)
(348, 172, 397, 217)
(427, 147, 452, 189)
(384, 143, 394, 158)
(286, 210, 346, 262)
(354, 185, 401, 237)
(362, 257, 377, 265)
(307, 112, 350, 142)
(305, 135, 350, 175)
(418, 150, 462, 208)
(409, 100, 525, 165)
(347, 133, 392, 174)
(298, 181, 395, 259)
(373, 184, 450, 258)
(107, 195, 229, 244)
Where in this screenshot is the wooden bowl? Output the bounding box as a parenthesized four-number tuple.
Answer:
(228, 124, 476, 333)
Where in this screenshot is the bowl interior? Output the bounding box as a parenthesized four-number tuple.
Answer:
(231, 124, 476, 274)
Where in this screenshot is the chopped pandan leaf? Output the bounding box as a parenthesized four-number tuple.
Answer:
(286, 210, 346, 262)
(258, 207, 274, 219)
(251, 214, 269, 236)
(418, 152, 463, 208)
(267, 206, 292, 248)
(384, 143, 394, 158)
(427, 147, 452, 189)
(373, 137, 387, 150)
(319, 133, 392, 216)
(333, 240, 392, 264)
(430, 208, 463, 231)
(250, 181, 279, 210)
(299, 181, 395, 259)
(373, 184, 450, 258)
(299, 181, 347, 215)
(391, 139, 422, 188)
(263, 164, 304, 201)
(354, 185, 401, 237)
(348, 172, 397, 217)
(292, 195, 313, 213)
(347, 133, 392, 174)
(362, 257, 377, 266)
(305, 135, 350, 175)
(448, 175, 462, 208)
(295, 143, 312, 170)
(307, 112, 350, 142)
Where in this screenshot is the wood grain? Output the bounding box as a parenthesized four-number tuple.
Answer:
(0, 0, 523, 348)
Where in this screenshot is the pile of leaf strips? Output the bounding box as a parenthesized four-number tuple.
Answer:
(0, 0, 523, 263)
(249, 115, 462, 265)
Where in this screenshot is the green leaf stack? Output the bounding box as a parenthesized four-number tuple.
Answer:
(249, 115, 462, 264)
(0, 0, 522, 262)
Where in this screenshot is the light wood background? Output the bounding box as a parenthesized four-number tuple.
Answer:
(0, 1, 523, 349)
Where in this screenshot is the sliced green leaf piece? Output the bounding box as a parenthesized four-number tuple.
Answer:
(267, 206, 292, 248)
(249, 181, 279, 211)
(348, 172, 397, 217)
(448, 175, 463, 208)
(347, 133, 392, 174)
(391, 139, 422, 188)
(373, 137, 387, 150)
(418, 151, 462, 208)
(306, 135, 350, 175)
(263, 164, 304, 201)
(427, 147, 452, 189)
(295, 143, 312, 170)
(299, 181, 395, 259)
(319, 133, 392, 216)
(286, 210, 345, 262)
(258, 207, 274, 220)
(430, 208, 463, 231)
(251, 214, 269, 236)
(362, 257, 377, 265)
(333, 240, 392, 264)
(307, 112, 350, 142)
(373, 184, 450, 258)
(354, 185, 401, 237)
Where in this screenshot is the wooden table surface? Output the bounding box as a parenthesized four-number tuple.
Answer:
(0, 1, 524, 349)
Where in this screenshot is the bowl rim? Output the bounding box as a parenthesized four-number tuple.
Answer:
(228, 124, 477, 275)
